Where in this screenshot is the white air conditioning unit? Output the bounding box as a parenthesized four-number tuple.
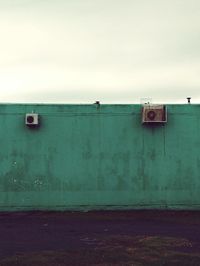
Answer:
(142, 105, 167, 123)
(25, 113, 39, 126)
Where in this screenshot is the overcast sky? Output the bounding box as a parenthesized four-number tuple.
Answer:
(0, 0, 199, 103)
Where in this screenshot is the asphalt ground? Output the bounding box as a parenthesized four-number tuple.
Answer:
(0, 210, 200, 259)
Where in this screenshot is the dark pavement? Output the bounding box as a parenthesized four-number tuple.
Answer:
(0, 210, 200, 258)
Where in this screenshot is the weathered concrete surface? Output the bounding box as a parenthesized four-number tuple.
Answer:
(0, 211, 200, 258)
(0, 104, 200, 210)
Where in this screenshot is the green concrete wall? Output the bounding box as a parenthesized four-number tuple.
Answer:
(0, 103, 199, 210)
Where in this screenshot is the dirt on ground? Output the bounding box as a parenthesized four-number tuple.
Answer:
(0, 210, 200, 265)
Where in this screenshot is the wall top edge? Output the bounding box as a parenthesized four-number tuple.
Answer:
(0, 103, 199, 106)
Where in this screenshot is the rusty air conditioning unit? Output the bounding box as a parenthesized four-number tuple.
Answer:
(142, 104, 167, 124)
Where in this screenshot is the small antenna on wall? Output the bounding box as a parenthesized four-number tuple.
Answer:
(140, 98, 152, 105)
(187, 97, 191, 104)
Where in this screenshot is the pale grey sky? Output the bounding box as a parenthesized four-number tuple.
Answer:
(0, 0, 199, 103)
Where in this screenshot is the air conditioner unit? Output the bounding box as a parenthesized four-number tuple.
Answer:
(142, 105, 167, 123)
(25, 113, 39, 126)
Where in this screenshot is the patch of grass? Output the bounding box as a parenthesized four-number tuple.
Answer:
(0, 236, 200, 266)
